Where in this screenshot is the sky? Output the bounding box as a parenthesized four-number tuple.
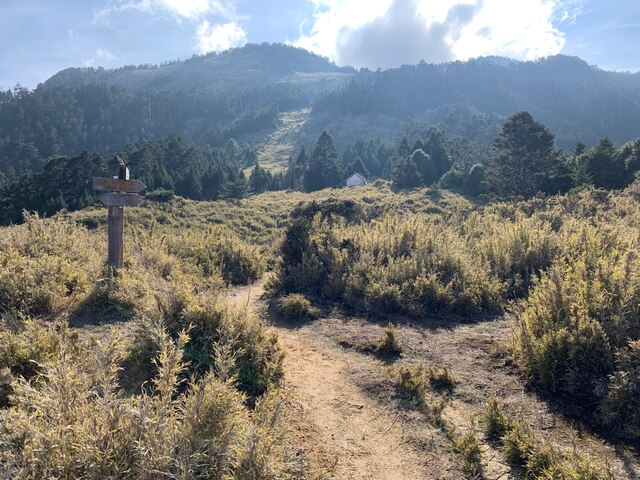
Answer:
(0, 0, 638, 89)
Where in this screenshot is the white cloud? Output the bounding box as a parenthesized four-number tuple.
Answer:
(84, 48, 118, 67)
(94, 0, 236, 22)
(196, 21, 247, 53)
(94, 0, 248, 57)
(96, 48, 117, 61)
(453, 0, 566, 61)
(294, 0, 582, 68)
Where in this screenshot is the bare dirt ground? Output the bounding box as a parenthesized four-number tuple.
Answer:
(228, 282, 640, 480)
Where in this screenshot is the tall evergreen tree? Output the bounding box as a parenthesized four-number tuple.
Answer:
(304, 132, 343, 191)
(385, 137, 412, 179)
(410, 149, 437, 185)
(392, 153, 422, 189)
(620, 138, 640, 175)
(424, 130, 452, 177)
(486, 111, 557, 197)
(249, 162, 272, 193)
(579, 137, 627, 189)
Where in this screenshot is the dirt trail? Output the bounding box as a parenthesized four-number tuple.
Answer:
(228, 282, 640, 480)
(228, 282, 454, 479)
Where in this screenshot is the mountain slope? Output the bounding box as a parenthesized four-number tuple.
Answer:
(44, 43, 355, 93)
(312, 55, 640, 149)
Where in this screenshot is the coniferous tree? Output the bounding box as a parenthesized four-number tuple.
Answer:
(410, 149, 437, 185)
(424, 130, 452, 178)
(464, 164, 486, 195)
(286, 146, 308, 190)
(486, 111, 557, 197)
(249, 162, 272, 193)
(392, 153, 422, 190)
(578, 137, 627, 189)
(304, 132, 342, 191)
(223, 172, 251, 199)
(385, 137, 412, 179)
(620, 138, 640, 175)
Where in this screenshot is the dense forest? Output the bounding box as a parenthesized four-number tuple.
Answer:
(314, 55, 640, 149)
(1, 111, 639, 225)
(3, 44, 640, 188)
(0, 83, 299, 183)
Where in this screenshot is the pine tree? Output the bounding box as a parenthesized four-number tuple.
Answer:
(392, 154, 422, 190)
(410, 149, 437, 185)
(581, 137, 626, 189)
(424, 130, 452, 178)
(249, 162, 272, 193)
(486, 111, 557, 197)
(304, 132, 343, 191)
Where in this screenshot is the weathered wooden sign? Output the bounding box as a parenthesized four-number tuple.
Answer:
(94, 156, 146, 268)
(99, 192, 141, 207)
(93, 177, 147, 193)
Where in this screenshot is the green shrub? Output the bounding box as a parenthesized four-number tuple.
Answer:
(394, 363, 455, 401)
(452, 431, 483, 479)
(168, 227, 265, 284)
(276, 213, 504, 317)
(0, 214, 96, 316)
(484, 398, 612, 479)
(0, 318, 67, 406)
(275, 293, 315, 321)
(0, 322, 302, 479)
(599, 340, 640, 439)
(355, 322, 402, 357)
(513, 224, 640, 438)
(131, 291, 284, 400)
(374, 322, 402, 356)
(145, 187, 175, 202)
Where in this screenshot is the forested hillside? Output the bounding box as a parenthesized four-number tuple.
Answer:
(2, 44, 640, 188)
(44, 43, 355, 92)
(314, 55, 640, 149)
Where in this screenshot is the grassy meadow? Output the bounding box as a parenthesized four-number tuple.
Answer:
(1, 180, 640, 478)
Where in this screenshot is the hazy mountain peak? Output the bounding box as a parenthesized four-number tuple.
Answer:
(44, 43, 355, 92)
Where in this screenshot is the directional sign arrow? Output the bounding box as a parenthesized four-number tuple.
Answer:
(93, 177, 146, 193)
(99, 192, 140, 207)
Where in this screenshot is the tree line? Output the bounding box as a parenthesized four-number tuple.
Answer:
(0, 82, 304, 185)
(0, 135, 243, 225)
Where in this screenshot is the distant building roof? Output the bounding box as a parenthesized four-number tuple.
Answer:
(345, 172, 370, 186)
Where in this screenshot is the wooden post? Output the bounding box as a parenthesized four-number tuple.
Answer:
(94, 156, 146, 269)
(107, 205, 124, 268)
(107, 156, 125, 268)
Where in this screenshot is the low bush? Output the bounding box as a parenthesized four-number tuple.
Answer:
(122, 290, 284, 400)
(0, 321, 303, 479)
(168, 227, 265, 284)
(277, 213, 504, 317)
(0, 213, 98, 316)
(275, 293, 316, 321)
(0, 318, 67, 406)
(145, 187, 175, 202)
(353, 323, 403, 358)
(513, 224, 640, 439)
(394, 363, 456, 401)
(484, 398, 613, 479)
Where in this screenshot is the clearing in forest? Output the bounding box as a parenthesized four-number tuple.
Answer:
(255, 109, 312, 172)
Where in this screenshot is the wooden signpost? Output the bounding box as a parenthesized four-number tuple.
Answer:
(94, 156, 146, 268)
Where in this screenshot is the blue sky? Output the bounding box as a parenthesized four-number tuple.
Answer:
(0, 0, 638, 89)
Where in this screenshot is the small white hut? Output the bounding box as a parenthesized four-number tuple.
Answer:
(345, 172, 370, 187)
